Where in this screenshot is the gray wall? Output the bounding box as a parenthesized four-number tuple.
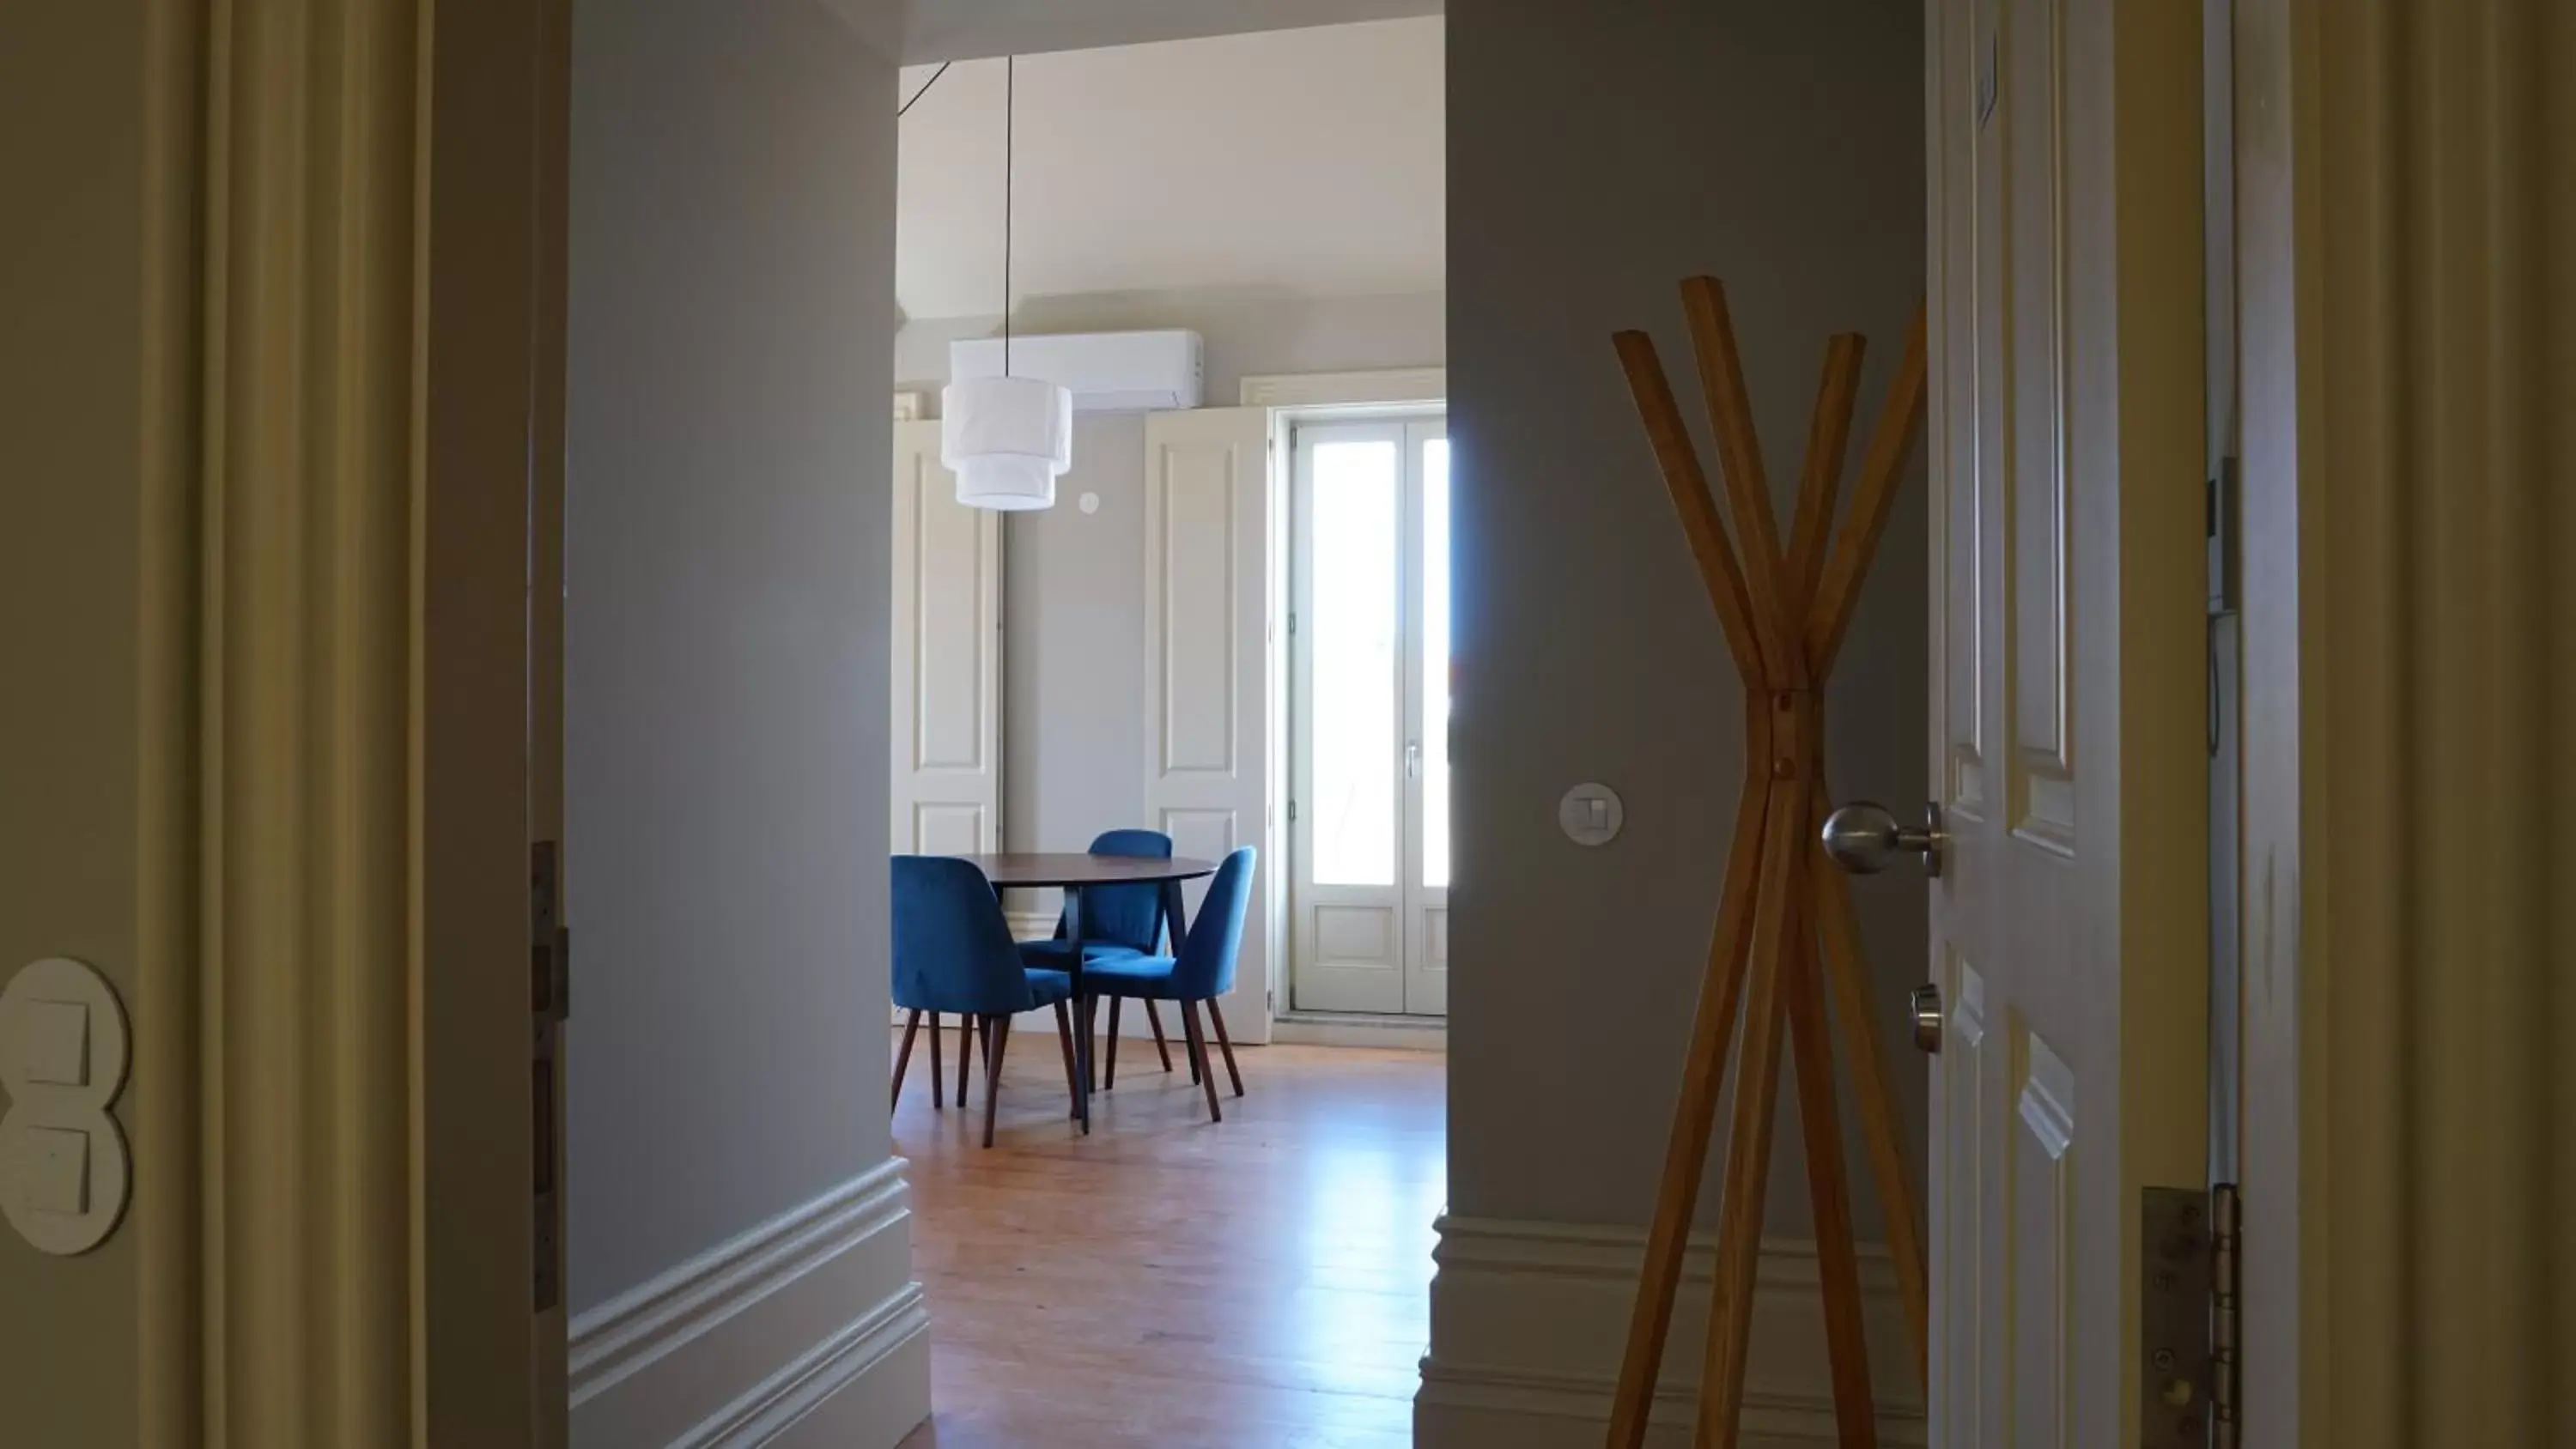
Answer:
(567, 0, 898, 1309)
(896, 288, 1445, 873)
(1446, 0, 1927, 1237)
(1000, 415, 1151, 864)
(0, 5, 148, 1442)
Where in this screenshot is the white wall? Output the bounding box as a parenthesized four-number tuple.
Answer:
(999, 415, 1151, 870)
(896, 289, 1445, 890)
(894, 19, 1443, 319)
(567, 1, 926, 1442)
(895, 287, 1446, 401)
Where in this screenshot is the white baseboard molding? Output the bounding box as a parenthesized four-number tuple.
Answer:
(570, 1159, 931, 1448)
(1270, 1010, 1447, 1052)
(1415, 1216, 1923, 1448)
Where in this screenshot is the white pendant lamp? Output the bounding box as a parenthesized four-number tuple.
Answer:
(942, 55, 1071, 511)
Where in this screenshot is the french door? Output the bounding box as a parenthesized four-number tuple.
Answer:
(1289, 415, 1449, 1016)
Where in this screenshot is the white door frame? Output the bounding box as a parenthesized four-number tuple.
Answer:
(94, 1, 563, 1440)
(2232, 3, 2572, 1442)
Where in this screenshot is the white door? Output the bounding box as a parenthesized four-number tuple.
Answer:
(1920, 0, 2208, 1445)
(1289, 416, 1449, 1016)
(1141, 406, 1276, 1042)
(890, 418, 1001, 856)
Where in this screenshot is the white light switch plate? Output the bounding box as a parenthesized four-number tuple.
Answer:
(0, 957, 131, 1254)
(1558, 783, 1625, 846)
(9, 1126, 88, 1216)
(15, 999, 89, 1086)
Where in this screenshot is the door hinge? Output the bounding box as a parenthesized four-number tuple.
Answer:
(1288, 610, 1298, 636)
(2211, 1182, 2242, 1448)
(532, 840, 569, 1026)
(1287, 798, 1299, 822)
(2207, 458, 2240, 616)
(2142, 1186, 2219, 1447)
(530, 841, 569, 1313)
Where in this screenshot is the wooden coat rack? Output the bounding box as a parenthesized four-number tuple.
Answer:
(1604, 277, 1929, 1448)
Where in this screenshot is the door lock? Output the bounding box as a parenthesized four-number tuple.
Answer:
(1910, 984, 1944, 1054)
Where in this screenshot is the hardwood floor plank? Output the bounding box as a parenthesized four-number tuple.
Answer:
(896, 1038, 1444, 1448)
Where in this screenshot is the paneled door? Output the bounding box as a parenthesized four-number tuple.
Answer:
(1141, 407, 1276, 1043)
(890, 419, 1001, 856)
(1289, 416, 1449, 1016)
(1912, 0, 2208, 1445)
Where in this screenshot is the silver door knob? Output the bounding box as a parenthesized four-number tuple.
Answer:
(1820, 800, 1947, 877)
(1911, 984, 1943, 1053)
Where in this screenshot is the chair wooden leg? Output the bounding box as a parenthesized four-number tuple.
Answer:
(1084, 995, 1102, 1091)
(929, 1012, 945, 1110)
(1105, 997, 1123, 1089)
(1166, 997, 1198, 1084)
(956, 1012, 975, 1107)
(1144, 999, 1174, 1072)
(1182, 1000, 1223, 1124)
(1053, 1000, 1080, 1118)
(981, 1015, 1012, 1149)
(1206, 998, 1245, 1098)
(892, 1009, 922, 1113)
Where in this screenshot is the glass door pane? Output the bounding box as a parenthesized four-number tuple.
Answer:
(1420, 437, 1451, 889)
(1309, 438, 1401, 886)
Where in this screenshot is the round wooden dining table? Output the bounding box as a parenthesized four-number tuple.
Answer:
(948, 852, 1218, 1131)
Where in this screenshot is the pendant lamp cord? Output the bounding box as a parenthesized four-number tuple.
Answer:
(1002, 55, 1015, 378)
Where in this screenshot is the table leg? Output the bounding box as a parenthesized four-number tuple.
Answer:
(1159, 879, 1190, 952)
(1066, 885, 1091, 1133)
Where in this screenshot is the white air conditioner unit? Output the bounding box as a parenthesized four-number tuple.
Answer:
(948, 330, 1203, 413)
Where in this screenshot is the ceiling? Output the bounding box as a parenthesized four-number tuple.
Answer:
(895, 15, 1445, 323)
(898, 0, 1441, 64)
(822, 0, 1442, 65)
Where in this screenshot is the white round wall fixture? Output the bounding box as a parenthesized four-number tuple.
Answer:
(1558, 783, 1625, 847)
(0, 956, 132, 1256)
(1078, 491, 1100, 515)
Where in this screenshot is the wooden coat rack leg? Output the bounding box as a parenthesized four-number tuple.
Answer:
(1602, 278, 1929, 1449)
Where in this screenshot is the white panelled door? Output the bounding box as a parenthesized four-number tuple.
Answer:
(890, 418, 1001, 856)
(1141, 406, 1275, 1044)
(1289, 416, 1449, 1017)
(1917, 0, 2206, 1445)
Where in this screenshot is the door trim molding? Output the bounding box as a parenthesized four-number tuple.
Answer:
(1417, 1216, 1923, 1446)
(1269, 1011, 1447, 1052)
(1238, 366, 1449, 409)
(2235, 2, 2574, 1443)
(135, 3, 562, 1444)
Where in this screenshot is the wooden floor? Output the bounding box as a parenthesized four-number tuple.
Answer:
(892, 1028, 1445, 1449)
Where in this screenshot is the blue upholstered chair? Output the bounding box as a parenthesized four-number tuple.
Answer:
(1018, 828, 1172, 964)
(1084, 847, 1256, 1122)
(890, 855, 1082, 1147)
(1021, 828, 1183, 1081)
